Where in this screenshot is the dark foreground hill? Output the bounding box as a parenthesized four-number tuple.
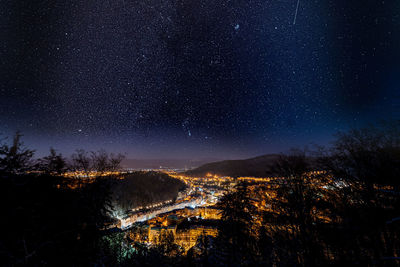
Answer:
(184, 154, 281, 178)
(110, 172, 186, 215)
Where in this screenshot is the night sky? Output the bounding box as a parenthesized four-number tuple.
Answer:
(1, 0, 399, 159)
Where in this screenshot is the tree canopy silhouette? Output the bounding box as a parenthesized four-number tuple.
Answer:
(0, 131, 35, 174)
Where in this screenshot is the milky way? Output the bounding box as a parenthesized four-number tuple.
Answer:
(1, 0, 399, 158)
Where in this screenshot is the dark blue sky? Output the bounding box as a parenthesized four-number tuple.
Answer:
(1, 0, 399, 159)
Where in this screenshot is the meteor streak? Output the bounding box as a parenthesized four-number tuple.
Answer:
(293, 0, 300, 25)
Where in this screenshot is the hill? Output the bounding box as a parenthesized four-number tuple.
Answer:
(184, 154, 281, 178)
(110, 171, 186, 216)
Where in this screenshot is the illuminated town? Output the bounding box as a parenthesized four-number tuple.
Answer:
(79, 169, 349, 254)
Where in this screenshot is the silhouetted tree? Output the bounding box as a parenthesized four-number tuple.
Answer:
(196, 232, 212, 266)
(315, 121, 400, 265)
(0, 131, 35, 174)
(157, 231, 183, 258)
(91, 149, 109, 174)
(109, 153, 126, 171)
(91, 150, 125, 174)
(36, 147, 67, 175)
(215, 181, 259, 265)
(71, 149, 92, 177)
(319, 120, 400, 187)
(0, 173, 116, 266)
(71, 149, 125, 177)
(267, 149, 331, 266)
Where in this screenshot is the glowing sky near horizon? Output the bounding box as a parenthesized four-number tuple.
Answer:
(1, 0, 399, 159)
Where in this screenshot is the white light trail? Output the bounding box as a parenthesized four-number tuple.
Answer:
(293, 0, 300, 25)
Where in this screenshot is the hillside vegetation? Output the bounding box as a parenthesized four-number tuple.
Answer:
(110, 172, 186, 216)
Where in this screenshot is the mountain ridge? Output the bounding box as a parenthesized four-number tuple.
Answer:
(184, 154, 281, 178)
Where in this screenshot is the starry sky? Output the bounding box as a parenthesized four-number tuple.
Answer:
(1, 0, 399, 159)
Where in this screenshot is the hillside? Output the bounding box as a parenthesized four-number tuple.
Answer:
(184, 154, 281, 178)
(110, 172, 186, 216)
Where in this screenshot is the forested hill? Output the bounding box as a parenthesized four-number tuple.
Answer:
(184, 154, 281, 178)
(110, 172, 186, 215)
